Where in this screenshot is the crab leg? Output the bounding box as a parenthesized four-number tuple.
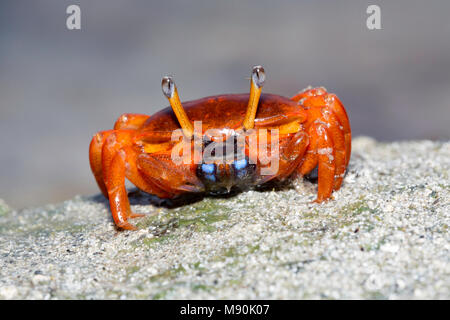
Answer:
(309, 93, 351, 167)
(100, 130, 171, 230)
(291, 87, 351, 167)
(114, 113, 150, 130)
(297, 118, 340, 201)
(104, 148, 136, 229)
(298, 125, 319, 176)
(312, 123, 336, 202)
(293, 87, 349, 191)
(305, 106, 346, 190)
(326, 94, 352, 167)
(89, 130, 115, 198)
(89, 113, 151, 198)
(324, 111, 347, 190)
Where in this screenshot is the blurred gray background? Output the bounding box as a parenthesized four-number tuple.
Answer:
(1, 0, 449, 208)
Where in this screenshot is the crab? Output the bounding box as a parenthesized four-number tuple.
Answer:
(89, 66, 351, 230)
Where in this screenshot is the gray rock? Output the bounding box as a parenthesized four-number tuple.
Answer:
(0, 137, 449, 299)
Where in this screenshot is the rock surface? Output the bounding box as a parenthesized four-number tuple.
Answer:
(0, 137, 449, 299)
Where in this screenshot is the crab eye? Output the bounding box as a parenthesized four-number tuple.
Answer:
(252, 65, 266, 88)
(161, 76, 175, 98)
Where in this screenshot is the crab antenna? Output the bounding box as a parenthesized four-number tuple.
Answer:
(243, 65, 265, 130)
(161, 76, 194, 137)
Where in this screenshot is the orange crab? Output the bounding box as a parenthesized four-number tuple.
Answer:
(89, 66, 351, 230)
